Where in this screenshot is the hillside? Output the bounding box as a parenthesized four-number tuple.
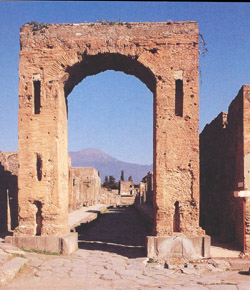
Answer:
(69, 148, 153, 184)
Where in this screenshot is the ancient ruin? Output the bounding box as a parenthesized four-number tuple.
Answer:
(139, 172, 153, 205)
(100, 172, 138, 206)
(68, 158, 101, 211)
(4, 20, 209, 257)
(200, 85, 250, 252)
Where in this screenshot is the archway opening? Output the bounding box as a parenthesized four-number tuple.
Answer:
(65, 53, 155, 193)
(65, 53, 155, 257)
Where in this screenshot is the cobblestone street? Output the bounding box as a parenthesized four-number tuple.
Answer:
(1, 206, 250, 289)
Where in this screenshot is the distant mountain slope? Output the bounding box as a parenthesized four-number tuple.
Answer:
(69, 148, 153, 184)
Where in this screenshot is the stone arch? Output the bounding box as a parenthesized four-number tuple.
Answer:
(16, 21, 202, 241)
(63, 53, 156, 98)
(61, 53, 156, 128)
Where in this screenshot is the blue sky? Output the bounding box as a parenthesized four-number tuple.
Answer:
(0, 2, 249, 164)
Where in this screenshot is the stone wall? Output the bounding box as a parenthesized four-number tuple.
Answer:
(0, 152, 18, 233)
(200, 85, 250, 252)
(100, 187, 137, 207)
(99, 188, 119, 206)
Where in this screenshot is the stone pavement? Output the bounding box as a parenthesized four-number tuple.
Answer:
(68, 204, 108, 230)
(0, 205, 250, 289)
(0, 203, 109, 287)
(1, 246, 250, 290)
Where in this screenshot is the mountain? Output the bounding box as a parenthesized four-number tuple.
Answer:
(69, 148, 153, 184)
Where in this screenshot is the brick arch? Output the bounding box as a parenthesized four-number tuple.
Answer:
(16, 22, 203, 246)
(63, 53, 156, 98)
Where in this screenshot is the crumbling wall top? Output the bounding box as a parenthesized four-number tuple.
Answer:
(19, 21, 199, 50)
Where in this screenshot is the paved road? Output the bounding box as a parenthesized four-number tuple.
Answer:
(1, 206, 250, 289)
(77, 206, 151, 258)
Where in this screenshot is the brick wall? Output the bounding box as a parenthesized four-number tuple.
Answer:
(200, 85, 250, 251)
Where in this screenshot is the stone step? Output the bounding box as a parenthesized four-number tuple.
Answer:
(0, 257, 28, 286)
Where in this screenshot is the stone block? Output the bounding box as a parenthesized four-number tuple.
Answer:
(5, 233, 78, 255)
(5, 236, 61, 253)
(147, 234, 211, 262)
(61, 232, 78, 255)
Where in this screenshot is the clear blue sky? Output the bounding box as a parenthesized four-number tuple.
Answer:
(0, 2, 249, 165)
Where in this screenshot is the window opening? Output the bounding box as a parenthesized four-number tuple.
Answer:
(175, 79, 183, 117)
(173, 201, 180, 232)
(34, 80, 41, 114)
(36, 154, 42, 181)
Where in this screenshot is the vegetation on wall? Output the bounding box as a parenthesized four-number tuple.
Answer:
(26, 21, 48, 31)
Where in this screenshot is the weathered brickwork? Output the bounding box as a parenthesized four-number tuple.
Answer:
(17, 21, 202, 237)
(0, 152, 18, 233)
(200, 85, 250, 252)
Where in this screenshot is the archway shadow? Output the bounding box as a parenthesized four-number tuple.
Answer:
(76, 206, 152, 259)
(0, 163, 18, 234)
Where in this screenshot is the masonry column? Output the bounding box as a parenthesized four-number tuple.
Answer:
(16, 67, 70, 236)
(148, 22, 210, 260)
(5, 40, 77, 252)
(153, 75, 201, 236)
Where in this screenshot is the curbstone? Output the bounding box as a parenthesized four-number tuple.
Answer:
(0, 257, 28, 286)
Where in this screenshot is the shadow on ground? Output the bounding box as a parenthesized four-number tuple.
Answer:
(211, 236, 242, 252)
(77, 206, 152, 259)
(239, 270, 250, 276)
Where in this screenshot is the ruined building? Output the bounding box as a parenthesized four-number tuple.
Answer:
(100, 172, 138, 206)
(0, 153, 101, 234)
(68, 165, 101, 211)
(6, 20, 209, 257)
(139, 171, 153, 205)
(119, 178, 136, 196)
(200, 85, 250, 252)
